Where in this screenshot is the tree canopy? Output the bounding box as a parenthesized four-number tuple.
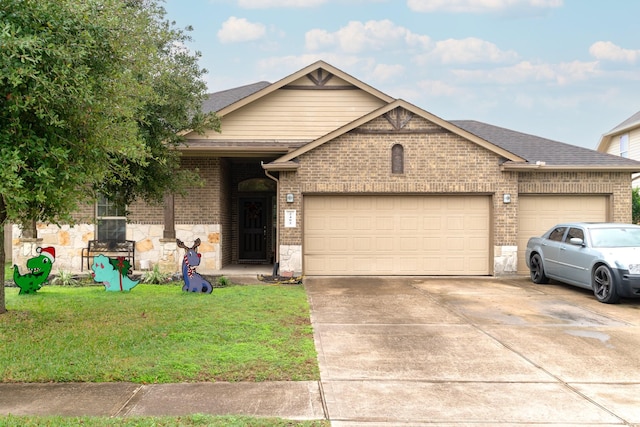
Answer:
(0, 0, 219, 313)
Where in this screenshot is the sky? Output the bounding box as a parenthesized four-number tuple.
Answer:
(162, 0, 640, 150)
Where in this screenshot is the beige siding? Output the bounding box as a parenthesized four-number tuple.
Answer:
(606, 136, 620, 156)
(199, 89, 386, 140)
(630, 128, 640, 161)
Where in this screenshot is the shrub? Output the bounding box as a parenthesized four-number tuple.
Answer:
(50, 270, 81, 287)
(141, 264, 171, 284)
(216, 275, 232, 287)
(633, 187, 640, 224)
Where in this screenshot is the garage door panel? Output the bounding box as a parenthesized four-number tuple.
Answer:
(468, 236, 487, 250)
(304, 195, 490, 275)
(424, 217, 443, 229)
(517, 195, 607, 273)
(447, 237, 465, 251)
(399, 236, 419, 251)
(353, 220, 371, 231)
(353, 237, 371, 251)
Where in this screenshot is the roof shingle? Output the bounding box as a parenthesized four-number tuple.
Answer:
(452, 120, 640, 167)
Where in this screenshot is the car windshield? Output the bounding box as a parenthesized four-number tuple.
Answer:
(589, 227, 640, 248)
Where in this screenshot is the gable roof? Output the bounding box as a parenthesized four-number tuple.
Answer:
(597, 110, 640, 152)
(198, 61, 640, 173)
(265, 100, 526, 170)
(202, 81, 271, 113)
(214, 60, 395, 117)
(454, 120, 640, 171)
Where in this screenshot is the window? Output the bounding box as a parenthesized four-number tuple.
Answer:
(620, 133, 629, 158)
(238, 178, 276, 192)
(392, 144, 404, 174)
(566, 227, 584, 242)
(96, 194, 126, 242)
(548, 227, 566, 242)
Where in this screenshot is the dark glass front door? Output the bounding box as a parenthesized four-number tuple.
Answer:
(239, 197, 267, 261)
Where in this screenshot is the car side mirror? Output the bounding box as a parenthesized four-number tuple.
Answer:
(569, 237, 584, 246)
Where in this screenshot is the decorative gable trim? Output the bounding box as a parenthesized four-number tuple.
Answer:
(384, 107, 413, 130)
(307, 69, 333, 86)
(216, 61, 394, 117)
(283, 70, 358, 90)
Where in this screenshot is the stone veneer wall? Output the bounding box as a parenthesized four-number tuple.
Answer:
(13, 222, 222, 274)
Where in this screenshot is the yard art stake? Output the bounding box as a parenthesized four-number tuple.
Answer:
(91, 254, 139, 292)
(13, 246, 56, 294)
(177, 238, 213, 293)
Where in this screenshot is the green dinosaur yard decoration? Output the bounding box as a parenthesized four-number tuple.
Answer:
(13, 247, 56, 294)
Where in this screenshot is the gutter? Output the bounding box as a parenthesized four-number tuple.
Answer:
(261, 161, 300, 171)
(501, 162, 640, 173)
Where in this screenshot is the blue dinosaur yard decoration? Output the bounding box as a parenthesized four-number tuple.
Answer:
(177, 238, 213, 293)
(13, 246, 56, 294)
(91, 254, 139, 292)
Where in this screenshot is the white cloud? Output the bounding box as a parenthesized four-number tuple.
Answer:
(451, 60, 599, 85)
(416, 79, 463, 97)
(407, 0, 562, 13)
(589, 41, 640, 63)
(238, 0, 327, 7)
(371, 63, 405, 81)
(416, 37, 518, 64)
(217, 17, 266, 43)
(305, 20, 430, 54)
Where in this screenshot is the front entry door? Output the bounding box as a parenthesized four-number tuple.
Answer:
(239, 197, 267, 261)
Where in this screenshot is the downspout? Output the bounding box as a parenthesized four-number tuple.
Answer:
(263, 164, 280, 276)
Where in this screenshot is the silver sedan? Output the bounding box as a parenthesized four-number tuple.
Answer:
(525, 222, 640, 304)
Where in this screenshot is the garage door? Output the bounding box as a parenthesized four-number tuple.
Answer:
(517, 195, 608, 273)
(304, 195, 490, 275)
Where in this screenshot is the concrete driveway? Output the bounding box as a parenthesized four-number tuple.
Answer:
(305, 276, 640, 426)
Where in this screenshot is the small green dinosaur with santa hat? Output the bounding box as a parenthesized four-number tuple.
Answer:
(13, 246, 56, 294)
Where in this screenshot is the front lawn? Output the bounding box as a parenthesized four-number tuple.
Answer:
(0, 283, 319, 383)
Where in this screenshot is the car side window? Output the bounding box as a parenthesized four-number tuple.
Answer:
(566, 227, 584, 242)
(548, 227, 566, 242)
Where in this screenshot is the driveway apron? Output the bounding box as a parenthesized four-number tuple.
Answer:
(305, 276, 640, 426)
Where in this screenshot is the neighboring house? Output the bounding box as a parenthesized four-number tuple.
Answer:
(597, 110, 640, 188)
(13, 61, 640, 276)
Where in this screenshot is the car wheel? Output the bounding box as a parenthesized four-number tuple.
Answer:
(593, 265, 620, 304)
(530, 253, 549, 284)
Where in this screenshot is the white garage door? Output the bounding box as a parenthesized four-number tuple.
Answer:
(517, 195, 609, 273)
(304, 195, 490, 276)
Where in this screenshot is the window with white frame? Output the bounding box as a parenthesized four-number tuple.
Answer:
(96, 194, 126, 242)
(620, 133, 629, 158)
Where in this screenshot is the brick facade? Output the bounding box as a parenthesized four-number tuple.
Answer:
(273, 110, 631, 275)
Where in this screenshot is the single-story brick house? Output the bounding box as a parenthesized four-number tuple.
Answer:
(13, 61, 640, 276)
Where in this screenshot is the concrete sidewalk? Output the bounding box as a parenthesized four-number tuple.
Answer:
(0, 381, 325, 420)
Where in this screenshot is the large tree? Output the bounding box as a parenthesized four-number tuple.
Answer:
(0, 0, 219, 313)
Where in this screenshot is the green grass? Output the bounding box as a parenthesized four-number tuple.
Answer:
(0, 415, 329, 426)
(0, 284, 319, 383)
